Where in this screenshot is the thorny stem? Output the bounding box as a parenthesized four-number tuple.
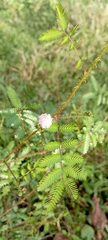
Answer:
(1, 128, 40, 186)
(1, 128, 39, 163)
(53, 41, 108, 118)
(0, 188, 36, 219)
(63, 26, 80, 59)
(4, 160, 20, 190)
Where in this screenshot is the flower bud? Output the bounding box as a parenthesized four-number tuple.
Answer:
(38, 113, 53, 129)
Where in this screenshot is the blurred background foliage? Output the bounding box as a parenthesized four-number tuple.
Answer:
(0, 0, 108, 239)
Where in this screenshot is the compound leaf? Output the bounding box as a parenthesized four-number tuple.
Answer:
(60, 36, 69, 46)
(56, 4, 68, 31)
(39, 154, 61, 167)
(38, 168, 62, 192)
(47, 180, 64, 211)
(65, 178, 78, 200)
(64, 166, 86, 180)
(63, 153, 84, 165)
(44, 141, 60, 151)
(61, 139, 78, 149)
(39, 28, 63, 42)
(60, 123, 77, 132)
(7, 86, 22, 108)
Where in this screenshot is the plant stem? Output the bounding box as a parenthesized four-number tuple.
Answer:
(53, 41, 108, 118)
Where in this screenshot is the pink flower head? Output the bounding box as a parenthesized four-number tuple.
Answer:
(38, 113, 53, 129)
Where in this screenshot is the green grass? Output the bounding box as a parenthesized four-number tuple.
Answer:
(0, 0, 108, 239)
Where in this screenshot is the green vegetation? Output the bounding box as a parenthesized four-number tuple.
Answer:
(0, 1, 108, 239)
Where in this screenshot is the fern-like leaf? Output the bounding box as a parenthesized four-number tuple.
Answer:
(23, 110, 37, 122)
(5, 113, 21, 128)
(56, 4, 68, 31)
(15, 126, 25, 140)
(83, 116, 94, 129)
(64, 166, 86, 180)
(70, 25, 78, 36)
(47, 180, 64, 211)
(39, 154, 61, 167)
(63, 153, 84, 165)
(59, 123, 77, 132)
(7, 86, 22, 108)
(46, 123, 58, 132)
(38, 168, 62, 192)
(76, 59, 83, 69)
(83, 132, 90, 154)
(39, 29, 63, 42)
(0, 179, 10, 188)
(24, 118, 35, 131)
(61, 139, 78, 149)
(2, 185, 10, 197)
(44, 141, 60, 151)
(69, 43, 75, 50)
(90, 132, 97, 147)
(60, 36, 69, 46)
(65, 178, 78, 200)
